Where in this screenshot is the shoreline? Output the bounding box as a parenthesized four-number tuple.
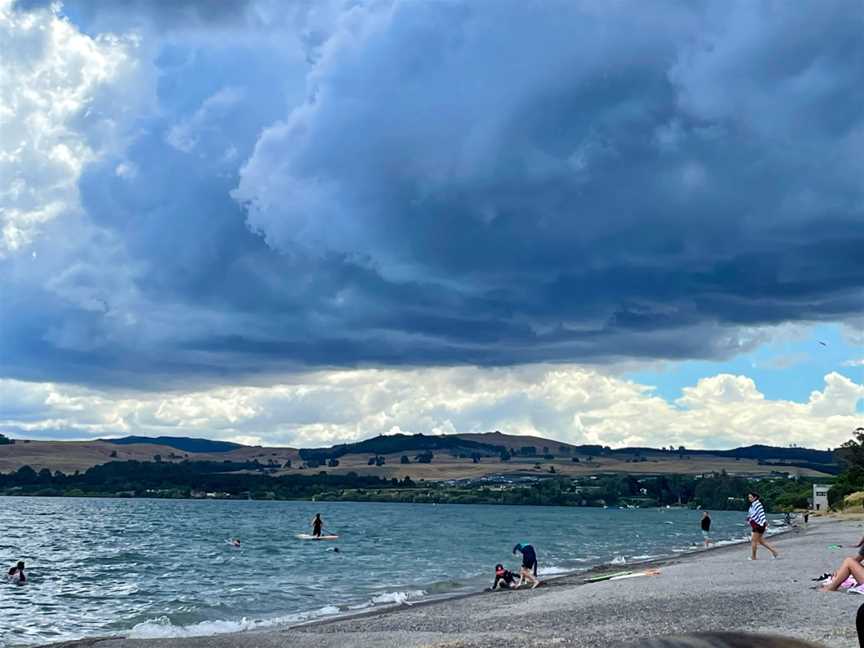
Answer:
(288, 523, 795, 632)
(38, 522, 817, 648)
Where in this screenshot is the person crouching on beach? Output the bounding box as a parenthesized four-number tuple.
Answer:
(7, 561, 25, 585)
(513, 542, 540, 589)
(746, 492, 778, 560)
(491, 564, 517, 590)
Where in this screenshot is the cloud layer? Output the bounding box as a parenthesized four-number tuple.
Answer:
(1, 1, 862, 395)
(1, 366, 861, 450)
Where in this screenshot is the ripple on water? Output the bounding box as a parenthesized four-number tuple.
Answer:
(0, 498, 751, 646)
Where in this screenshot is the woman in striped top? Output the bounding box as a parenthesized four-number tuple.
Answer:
(747, 492, 778, 560)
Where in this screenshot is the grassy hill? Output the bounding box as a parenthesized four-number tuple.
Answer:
(0, 431, 839, 479)
(102, 436, 243, 453)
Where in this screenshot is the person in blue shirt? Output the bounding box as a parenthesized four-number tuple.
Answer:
(513, 542, 540, 589)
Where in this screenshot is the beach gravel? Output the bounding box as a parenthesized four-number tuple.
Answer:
(48, 518, 864, 648)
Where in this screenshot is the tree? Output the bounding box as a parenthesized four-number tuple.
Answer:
(499, 449, 511, 462)
(0, 433, 11, 445)
(110, 450, 118, 458)
(471, 453, 481, 464)
(15, 465, 37, 484)
(415, 451, 433, 464)
(153, 454, 162, 463)
(327, 458, 340, 468)
(400, 455, 410, 464)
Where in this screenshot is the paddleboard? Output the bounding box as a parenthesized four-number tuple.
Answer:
(296, 534, 339, 541)
(585, 571, 631, 583)
(609, 569, 661, 581)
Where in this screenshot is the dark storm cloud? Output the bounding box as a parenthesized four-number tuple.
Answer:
(2, 0, 863, 389)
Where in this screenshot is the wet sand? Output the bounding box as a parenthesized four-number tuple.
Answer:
(47, 518, 864, 648)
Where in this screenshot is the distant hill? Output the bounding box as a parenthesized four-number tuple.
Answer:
(102, 436, 243, 454)
(299, 433, 504, 462)
(0, 431, 840, 479)
(456, 432, 583, 454)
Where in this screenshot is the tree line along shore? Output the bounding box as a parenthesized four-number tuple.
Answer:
(0, 457, 823, 510)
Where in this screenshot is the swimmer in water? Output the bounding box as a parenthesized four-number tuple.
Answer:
(513, 543, 540, 589)
(312, 513, 323, 538)
(7, 561, 25, 585)
(231, 538, 241, 548)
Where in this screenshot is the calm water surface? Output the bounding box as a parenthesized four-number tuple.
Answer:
(0, 497, 762, 646)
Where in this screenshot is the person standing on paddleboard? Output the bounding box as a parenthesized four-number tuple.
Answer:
(513, 542, 540, 589)
(312, 513, 324, 538)
(746, 492, 778, 560)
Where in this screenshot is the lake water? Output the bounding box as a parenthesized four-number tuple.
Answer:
(0, 497, 767, 646)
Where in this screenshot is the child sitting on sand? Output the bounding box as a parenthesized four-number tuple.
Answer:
(491, 564, 518, 590)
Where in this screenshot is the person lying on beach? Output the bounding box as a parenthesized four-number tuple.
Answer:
(490, 564, 518, 590)
(7, 561, 25, 585)
(819, 556, 864, 592)
(620, 631, 823, 647)
(513, 542, 540, 589)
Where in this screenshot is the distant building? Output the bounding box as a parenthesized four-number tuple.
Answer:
(812, 483, 832, 511)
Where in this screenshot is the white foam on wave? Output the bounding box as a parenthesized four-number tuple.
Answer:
(128, 606, 340, 639)
(538, 565, 572, 576)
(370, 590, 426, 605)
(630, 554, 660, 561)
(610, 555, 626, 565)
(714, 537, 749, 547)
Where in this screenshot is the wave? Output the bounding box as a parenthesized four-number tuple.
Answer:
(370, 589, 426, 605)
(538, 565, 573, 576)
(128, 606, 340, 639)
(610, 555, 626, 565)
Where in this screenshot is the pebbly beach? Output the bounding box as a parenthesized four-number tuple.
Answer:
(45, 517, 864, 648)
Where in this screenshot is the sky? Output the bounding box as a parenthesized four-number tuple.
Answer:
(0, 0, 862, 451)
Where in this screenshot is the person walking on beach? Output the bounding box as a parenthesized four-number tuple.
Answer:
(513, 542, 540, 589)
(7, 561, 25, 585)
(312, 513, 324, 538)
(746, 492, 778, 560)
(700, 511, 712, 547)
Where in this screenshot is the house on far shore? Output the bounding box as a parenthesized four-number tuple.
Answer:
(812, 483, 832, 511)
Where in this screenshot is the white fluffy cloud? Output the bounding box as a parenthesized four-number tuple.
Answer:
(1, 366, 861, 450)
(0, 0, 145, 255)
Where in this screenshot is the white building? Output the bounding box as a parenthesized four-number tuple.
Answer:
(812, 483, 832, 512)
